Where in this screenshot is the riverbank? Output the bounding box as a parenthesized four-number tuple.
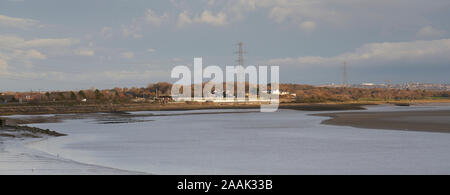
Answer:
(0, 102, 373, 116)
(3, 99, 450, 116)
(316, 110, 450, 133)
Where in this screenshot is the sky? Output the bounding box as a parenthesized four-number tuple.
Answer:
(1, 0, 450, 91)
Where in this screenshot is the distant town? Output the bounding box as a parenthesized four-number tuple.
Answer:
(320, 82, 450, 91)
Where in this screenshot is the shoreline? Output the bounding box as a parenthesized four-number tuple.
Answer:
(315, 109, 450, 133)
(0, 124, 145, 174)
(0, 102, 372, 116)
(2, 99, 450, 116)
(0, 136, 147, 175)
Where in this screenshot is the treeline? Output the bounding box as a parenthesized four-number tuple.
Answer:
(280, 84, 450, 103)
(10, 82, 172, 104)
(5, 82, 449, 104)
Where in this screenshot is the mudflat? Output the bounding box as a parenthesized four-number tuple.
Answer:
(0, 103, 368, 116)
(316, 110, 450, 133)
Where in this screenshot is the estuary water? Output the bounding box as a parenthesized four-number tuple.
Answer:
(24, 105, 450, 174)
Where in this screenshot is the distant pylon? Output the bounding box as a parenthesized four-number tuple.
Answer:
(235, 42, 246, 66)
(343, 61, 348, 87)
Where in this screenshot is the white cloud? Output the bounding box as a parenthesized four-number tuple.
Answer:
(267, 39, 450, 67)
(220, 0, 258, 21)
(121, 21, 142, 39)
(74, 48, 95, 56)
(265, 1, 343, 24)
(0, 48, 46, 71)
(196, 10, 227, 26)
(119, 9, 168, 39)
(145, 9, 168, 26)
(177, 10, 228, 27)
(147, 48, 156, 53)
(121, 51, 134, 59)
(300, 21, 317, 32)
(0, 69, 68, 80)
(206, 0, 344, 29)
(0, 35, 79, 49)
(0, 34, 80, 73)
(0, 68, 169, 84)
(0, 14, 40, 29)
(19, 38, 79, 48)
(208, 0, 450, 34)
(417, 26, 447, 38)
(177, 11, 193, 27)
(25, 49, 46, 59)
